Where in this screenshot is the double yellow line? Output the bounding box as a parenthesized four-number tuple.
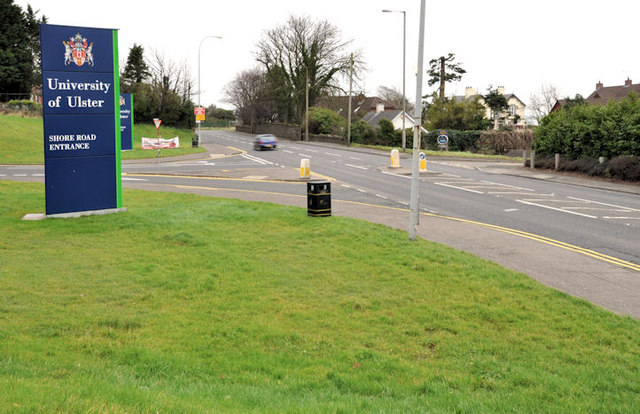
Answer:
(421, 212, 640, 272)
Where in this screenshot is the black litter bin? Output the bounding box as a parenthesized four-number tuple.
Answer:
(307, 180, 331, 217)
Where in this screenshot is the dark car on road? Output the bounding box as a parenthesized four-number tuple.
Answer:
(254, 134, 278, 151)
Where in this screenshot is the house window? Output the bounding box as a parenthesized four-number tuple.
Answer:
(509, 105, 517, 116)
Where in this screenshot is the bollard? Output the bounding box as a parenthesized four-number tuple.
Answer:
(523, 149, 528, 167)
(300, 159, 310, 179)
(555, 153, 560, 170)
(419, 152, 427, 172)
(530, 150, 536, 169)
(390, 149, 400, 168)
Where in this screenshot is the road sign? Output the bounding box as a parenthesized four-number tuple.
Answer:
(153, 118, 162, 130)
(437, 132, 449, 149)
(419, 152, 426, 160)
(194, 106, 205, 122)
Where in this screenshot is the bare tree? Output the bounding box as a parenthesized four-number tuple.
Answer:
(146, 50, 195, 126)
(223, 67, 274, 129)
(376, 85, 414, 114)
(529, 83, 561, 124)
(149, 50, 194, 102)
(256, 15, 364, 123)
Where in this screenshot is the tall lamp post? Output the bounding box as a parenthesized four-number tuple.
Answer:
(198, 35, 222, 145)
(382, 9, 406, 152)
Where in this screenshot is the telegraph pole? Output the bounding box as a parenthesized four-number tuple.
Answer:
(347, 53, 353, 146)
(305, 66, 309, 141)
(409, 0, 426, 241)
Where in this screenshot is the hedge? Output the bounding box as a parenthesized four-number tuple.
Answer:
(534, 93, 640, 159)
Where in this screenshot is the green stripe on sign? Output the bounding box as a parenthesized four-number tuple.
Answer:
(112, 29, 123, 209)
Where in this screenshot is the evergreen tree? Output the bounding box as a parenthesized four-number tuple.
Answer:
(425, 94, 489, 131)
(0, 0, 46, 101)
(427, 53, 466, 100)
(121, 44, 150, 88)
(483, 87, 509, 128)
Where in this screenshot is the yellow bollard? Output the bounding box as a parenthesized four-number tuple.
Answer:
(419, 152, 427, 172)
(390, 149, 400, 168)
(300, 158, 310, 179)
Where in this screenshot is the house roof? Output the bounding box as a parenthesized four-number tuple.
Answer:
(316, 94, 398, 117)
(361, 110, 403, 128)
(585, 82, 640, 106)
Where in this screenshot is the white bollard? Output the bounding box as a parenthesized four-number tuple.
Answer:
(419, 152, 427, 172)
(300, 159, 310, 179)
(390, 149, 400, 168)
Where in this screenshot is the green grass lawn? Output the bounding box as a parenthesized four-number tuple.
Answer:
(0, 114, 205, 164)
(1, 181, 639, 412)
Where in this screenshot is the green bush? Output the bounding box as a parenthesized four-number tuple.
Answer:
(5, 100, 42, 113)
(308, 107, 345, 135)
(349, 120, 375, 144)
(424, 130, 482, 152)
(535, 93, 640, 159)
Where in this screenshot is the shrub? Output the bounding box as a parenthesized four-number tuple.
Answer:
(607, 155, 640, 181)
(308, 107, 345, 136)
(4, 99, 42, 113)
(477, 130, 535, 155)
(533, 155, 640, 182)
(349, 120, 374, 144)
(535, 93, 640, 159)
(424, 130, 481, 152)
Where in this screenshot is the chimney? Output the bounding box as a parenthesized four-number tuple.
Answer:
(465, 87, 476, 99)
(376, 103, 385, 113)
(596, 81, 603, 90)
(497, 86, 505, 95)
(625, 78, 632, 87)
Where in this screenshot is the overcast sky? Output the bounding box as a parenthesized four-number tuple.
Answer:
(18, 0, 639, 118)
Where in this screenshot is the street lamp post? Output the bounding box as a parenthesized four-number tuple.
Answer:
(382, 9, 406, 152)
(198, 35, 222, 146)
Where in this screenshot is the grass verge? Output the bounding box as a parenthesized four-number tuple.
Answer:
(1, 181, 639, 412)
(0, 115, 205, 164)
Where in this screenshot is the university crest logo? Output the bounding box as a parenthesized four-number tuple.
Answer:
(63, 33, 94, 67)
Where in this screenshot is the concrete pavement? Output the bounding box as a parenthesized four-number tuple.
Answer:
(121, 142, 640, 319)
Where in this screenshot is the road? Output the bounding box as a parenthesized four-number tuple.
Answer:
(3, 129, 639, 267)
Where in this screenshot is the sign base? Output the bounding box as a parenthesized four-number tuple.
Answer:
(22, 207, 127, 221)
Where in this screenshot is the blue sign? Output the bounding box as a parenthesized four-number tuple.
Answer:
(40, 24, 123, 215)
(120, 93, 133, 151)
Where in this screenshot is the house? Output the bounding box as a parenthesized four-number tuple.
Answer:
(316, 93, 397, 119)
(361, 103, 411, 130)
(453, 86, 527, 129)
(361, 103, 427, 133)
(551, 79, 640, 112)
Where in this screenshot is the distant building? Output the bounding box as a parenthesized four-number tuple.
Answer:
(361, 103, 411, 129)
(551, 79, 640, 112)
(453, 86, 527, 129)
(316, 93, 397, 119)
(361, 103, 427, 133)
